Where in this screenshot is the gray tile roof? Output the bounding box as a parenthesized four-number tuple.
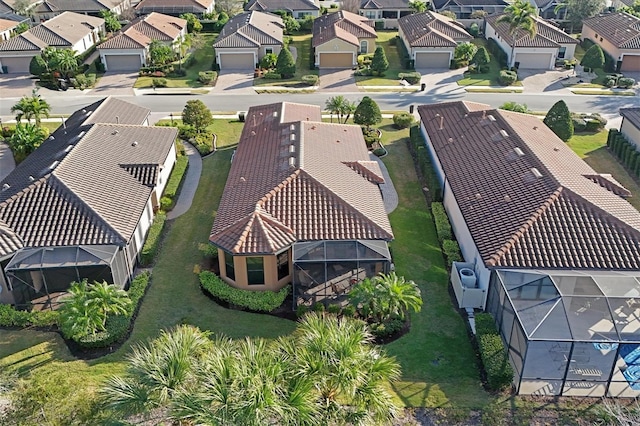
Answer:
(486, 13, 577, 48)
(399, 12, 472, 48)
(621, 108, 640, 131)
(0, 220, 22, 258)
(0, 31, 47, 51)
(312, 10, 376, 48)
(99, 13, 185, 49)
(418, 101, 640, 271)
(35, 0, 126, 14)
(432, 0, 507, 8)
(360, 0, 410, 9)
(0, 97, 175, 256)
(582, 12, 640, 49)
(245, 0, 319, 12)
(214, 11, 283, 48)
(210, 102, 393, 255)
(135, 0, 214, 13)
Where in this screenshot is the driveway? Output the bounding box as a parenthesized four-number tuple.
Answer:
(91, 72, 137, 95)
(0, 74, 36, 98)
(417, 68, 466, 95)
(212, 71, 255, 93)
(319, 69, 358, 92)
(518, 68, 576, 93)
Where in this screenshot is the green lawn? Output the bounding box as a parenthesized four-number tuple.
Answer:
(134, 33, 218, 89)
(156, 118, 244, 148)
(457, 39, 522, 87)
(355, 31, 406, 86)
(253, 33, 318, 87)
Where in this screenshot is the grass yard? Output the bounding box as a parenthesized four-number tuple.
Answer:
(457, 39, 522, 87)
(355, 31, 406, 86)
(134, 33, 217, 89)
(567, 131, 640, 211)
(253, 34, 318, 87)
(156, 118, 245, 148)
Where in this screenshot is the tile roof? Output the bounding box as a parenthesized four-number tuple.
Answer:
(34, 0, 126, 14)
(0, 30, 47, 51)
(0, 219, 22, 258)
(360, 0, 410, 9)
(0, 17, 17, 31)
(432, 0, 507, 8)
(486, 13, 577, 48)
(312, 10, 376, 48)
(418, 101, 640, 271)
(135, 0, 213, 13)
(0, 97, 174, 256)
(582, 12, 640, 49)
(399, 12, 472, 48)
(98, 12, 185, 49)
(621, 108, 640, 131)
(98, 27, 150, 49)
(210, 102, 393, 255)
(245, 0, 319, 12)
(213, 11, 283, 49)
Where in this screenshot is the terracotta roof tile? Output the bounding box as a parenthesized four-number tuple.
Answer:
(582, 12, 640, 49)
(399, 12, 472, 48)
(313, 10, 376, 48)
(360, 0, 410, 9)
(98, 13, 186, 50)
(245, 0, 319, 12)
(486, 13, 577, 48)
(0, 17, 16, 31)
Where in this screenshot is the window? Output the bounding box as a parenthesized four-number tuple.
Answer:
(365, 11, 376, 19)
(359, 40, 368, 54)
(298, 11, 312, 17)
(265, 48, 273, 54)
(277, 252, 289, 281)
(246, 257, 264, 285)
(224, 251, 235, 281)
(558, 46, 566, 59)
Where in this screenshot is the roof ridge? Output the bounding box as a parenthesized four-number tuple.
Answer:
(258, 170, 300, 205)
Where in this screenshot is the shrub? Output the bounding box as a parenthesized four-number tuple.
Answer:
(486, 38, 507, 68)
(544, 100, 573, 142)
(571, 112, 607, 133)
(194, 132, 214, 155)
(572, 117, 587, 133)
(370, 318, 404, 339)
(342, 304, 356, 317)
(198, 71, 217, 85)
(374, 20, 384, 30)
(178, 124, 198, 140)
(409, 126, 442, 202)
(393, 112, 414, 129)
(371, 46, 389, 76)
(199, 271, 289, 312)
(442, 239, 462, 268)
(301, 74, 318, 86)
(354, 67, 373, 76)
(263, 71, 282, 79)
(432, 202, 452, 242)
(163, 155, 189, 203)
(0, 305, 59, 327)
(618, 77, 636, 89)
(140, 213, 166, 266)
(70, 73, 96, 90)
(604, 75, 617, 88)
(580, 43, 605, 71)
(152, 78, 167, 87)
(276, 48, 295, 78)
(398, 71, 421, 85)
(362, 127, 379, 147)
(170, 68, 187, 77)
(469, 22, 479, 37)
(312, 302, 325, 312)
(296, 303, 310, 318)
(498, 70, 517, 86)
(327, 304, 341, 315)
(499, 102, 528, 113)
(160, 196, 173, 211)
(259, 53, 277, 69)
(476, 313, 514, 391)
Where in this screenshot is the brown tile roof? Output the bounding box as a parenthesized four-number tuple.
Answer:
(98, 27, 151, 49)
(621, 108, 640, 131)
(418, 101, 640, 271)
(213, 11, 283, 49)
(0, 97, 175, 256)
(135, 0, 213, 12)
(245, 0, 319, 12)
(313, 10, 376, 48)
(98, 13, 185, 49)
(360, 0, 410, 9)
(582, 12, 640, 49)
(210, 102, 393, 255)
(486, 13, 577, 48)
(399, 11, 472, 48)
(0, 17, 17, 31)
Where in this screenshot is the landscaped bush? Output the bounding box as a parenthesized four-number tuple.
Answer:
(301, 74, 318, 86)
(442, 239, 462, 268)
(160, 196, 172, 211)
(198, 70, 217, 85)
(342, 304, 356, 317)
(398, 71, 421, 85)
(170, 68, 187, 77)
(396, 36, 413, 69)
(296, 303, 310, 318)
(409, 126, 442, 202)
(618, 77, 636, 89)
(370, 318, 404, 339)
(571, 112, 607, 133)
(199, 271, 289, 312)
(432, 202, 452, 242)
(393, 112, 414, 129)
(498, 70, 517, 86)
(178, 124, 198, 140)
(604, 75, 617, 88)
(70, 73, 96, 90)
(572, 117, 587, 133)
(312, 302, 325, 312)
(361, 127, 379, 147)
(0, 304, 59, 328)
(152, 78, 167, 87)
(476, 313, 514, 391)
(609, 130, 640, 179)
(263, 71, 282, 79)
(354, 67, 373, 76)
(327, 304, 341, 314)
(162, 155, 189, 209)
(193, 131, 214, 155)
(374, 20, 384, 30)
(486, 38, 507, 68)
(140, 213, 167, 266)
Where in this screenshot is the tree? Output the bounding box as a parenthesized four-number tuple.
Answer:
(471, 46, 490, 66)
(341, 0, 360, 13)
(470, 10, 488, 19)
(454, 41, 477, 62)
(500, 102, 529, 113)
(15, 22, 29, 34)
(173, 34, 192, 70)
(12, 0, 31, 16)
(620, 0, 640, 18)
(149, 40, 174, 66)
(556, 0, 605, 32)
(282, 14, 300, 34)
(182, 100, 212, 132)
(543, 100, 574, 142)
(354, 96, 382, 130)
(370, 46, 389, 76)
(100, 9, 121, 33)
(496, 0, 538, 68)
(580, 43, 605, 72)
(440, 10, 456, 20)
(8, 123, 45, 160)
(51, 49, 80, 80)
(259, 52, 277, 69)
(215, 0, 243, 16)
(180, 13, 202, 33)
(349, 272, 422, 323)
(409, 0, 427, 13)
(11, 90, 51, 127)
(325, 95, 357, 124)
(276, 47, 295, 78)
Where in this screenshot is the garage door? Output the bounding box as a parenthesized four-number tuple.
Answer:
(0, 56, 33, 73)
(415, 52, 450, 68)
(621, 55, 640, 72)
(319, 53, 353, 69)
(104, 54, 142, 71)
(515, 53, 552, 69)
(219, 53, 254, 70)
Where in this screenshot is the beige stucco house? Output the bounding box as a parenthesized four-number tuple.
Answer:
(582, 12, 640, 73)
(621, 108, 640, 149)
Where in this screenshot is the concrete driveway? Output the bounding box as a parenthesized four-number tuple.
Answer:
(91, 72, 137, 95)
(518, 68, 574, 93)
(213, 71, 255, 93)
(0, 74, 36, 98)
(417, 68, 465, 95)
(319, 69, 357, 92)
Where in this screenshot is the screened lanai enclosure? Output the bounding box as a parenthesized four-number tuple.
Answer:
(292, 240, 392, 308)
(487, 269, 640, 397)
(4, 245, 130, 310)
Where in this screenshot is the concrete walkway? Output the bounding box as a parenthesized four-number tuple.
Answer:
(167, 142, 202, 220)
(369, 152, 398, 214)
(0, 141, 16, 181)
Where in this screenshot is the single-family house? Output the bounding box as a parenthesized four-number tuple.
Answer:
(358, 0, 411, 29)
(398, 11, 473, 69)
(213, 11, 283, 70)
(485, 13, 577, 69)
(0, 11, 103, 73)
(0, 97, 177, 310)
(209, 102, 394, 306)
(532, 0, 567, 21)
(32, 0, 131, 22)
(581, 12, 640, 73)
(418, 100, 640, 397)
(0, 18, 18, 41)
(614, 0, 637, 8)
(432, 0, 508, 19)
(0, 0, 41, 22)
(98, 12, 186, 71)
(244, 0, 319, 19)
(135, 0, 214, 17)
(312, 10, 376, 68)
(621, 108, 640, 149)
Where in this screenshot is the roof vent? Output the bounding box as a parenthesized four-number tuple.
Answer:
(488, 115, 496, 122)
(132, 141, 138, 147)
(513, 147, 525, 157)
(503, 195, 511, 202)
(273, 111, 278, 118)
(531, 167, 543, 179)
(290, 133, 296, 141)
(49, 135, 54, 140)
(289, 144, 295, 153)
(112, 130, 119, 135)
(500, 129, 509, 138)
(290, 124, 295, 131)
(289, 157, 296, 168)
(28, 175, 34, 181)
(2, 183, 10, 191)
(49, 161, 59, 170)
(64, 145, 73, 152)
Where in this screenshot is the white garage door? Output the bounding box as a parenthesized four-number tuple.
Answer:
(105, 54, 142, 71)
(318, 52, 353, 69)
(219, 53, 254, 70)
(515, 53, 552, 69)
(621, 55, 640, 72)
(415, 52, 450, 68)
(0, 56, 33, 73)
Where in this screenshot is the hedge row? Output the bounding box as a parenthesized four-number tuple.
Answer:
(432, 202, 452, 242)
(486, 38, 508, 68)
(0, 305, 59, 328)
(162, 155, 189, 211)
(75, 272, 151, 349)
(199, 271, 289, 312)
(442, 239, 462, 268)
(608, 130, 640, 179)
(476, 313, 514, 391)
(396, 36, 413, 69)
(140, 213, 167, 266)
(409, 126, 442, 202)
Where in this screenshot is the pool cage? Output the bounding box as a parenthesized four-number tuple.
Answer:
(487, 269, 640, 397)
(292, 240, 392, 309)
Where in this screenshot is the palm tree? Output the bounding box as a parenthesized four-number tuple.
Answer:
(52, 49, 79, 80)
(325, 95, 357, 124)
(173, 34, 193, 71)
(87, 281, 133, 325)
(348, 277, 379, 319)
(59, 281, 106, 339)
(8, 122, 45, 161)
(496, 0, 538, 69)
(373, 272, 423, 322)
(10, 90, 51, 127)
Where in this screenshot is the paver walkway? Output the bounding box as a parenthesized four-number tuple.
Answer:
(167, 142, 202, 219)
(369, 152, 398, 214)
(319, 69, 358, 92)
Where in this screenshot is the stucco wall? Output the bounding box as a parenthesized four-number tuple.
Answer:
(217, 248, 291, 291)
(316, 37, 358, 55)
(582, 25, 623, 60)
(622, 118, 640, 150)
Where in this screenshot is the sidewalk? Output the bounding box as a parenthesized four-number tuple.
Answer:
(167, 142, 202, 220)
